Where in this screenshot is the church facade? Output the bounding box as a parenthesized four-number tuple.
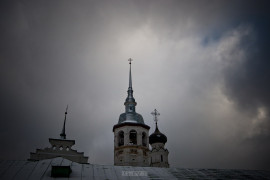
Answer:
(113, 59, 169, 167)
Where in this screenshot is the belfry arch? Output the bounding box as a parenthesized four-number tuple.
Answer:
(129, 130, 137, 145)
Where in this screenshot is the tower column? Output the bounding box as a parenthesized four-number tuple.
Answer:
(137, 132, 142, 146)
(124, 132, 129, 145)
(114, 134, 118, 147)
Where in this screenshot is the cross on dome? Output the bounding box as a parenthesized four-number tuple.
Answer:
(151, 109, 160, 125)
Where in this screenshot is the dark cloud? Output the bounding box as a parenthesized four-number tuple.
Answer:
(223, 23, 270, 112)
(0, 0, 269, 170)
(220, 16, 270, 169)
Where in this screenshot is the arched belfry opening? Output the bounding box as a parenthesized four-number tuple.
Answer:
(129, 130, 137, 145)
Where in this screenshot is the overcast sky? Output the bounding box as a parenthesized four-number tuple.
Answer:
(0, 0, 270, 170)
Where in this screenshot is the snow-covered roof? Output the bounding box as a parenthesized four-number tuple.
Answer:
(0, 157, 270, 179)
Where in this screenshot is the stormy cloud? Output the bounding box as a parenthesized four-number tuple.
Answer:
(0, 0, 269, 170)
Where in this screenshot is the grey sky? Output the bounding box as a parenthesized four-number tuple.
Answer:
(0, 0, 269, 170)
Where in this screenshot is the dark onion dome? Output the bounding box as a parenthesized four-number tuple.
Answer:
(149, 126, 167, 144)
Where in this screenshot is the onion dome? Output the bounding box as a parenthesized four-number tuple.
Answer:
(149, 109, 167, 144)
(149, 125, 167, 144)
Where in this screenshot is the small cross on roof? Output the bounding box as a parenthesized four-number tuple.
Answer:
(151, 109, 160, 123)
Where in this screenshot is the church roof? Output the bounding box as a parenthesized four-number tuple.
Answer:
(149, 125, 167, 144)
(1, 157, 270, 179)
(113, 122, 150, 131)
(118, 112, 144, 124)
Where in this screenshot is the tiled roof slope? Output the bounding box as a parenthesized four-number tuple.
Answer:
(0, 157, 269, 180)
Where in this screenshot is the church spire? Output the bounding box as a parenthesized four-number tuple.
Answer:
(124, 58, 136, 113)
(126, 58, 134, 101)
(128, 58, 133, 91)
(60, 105, 68, 139)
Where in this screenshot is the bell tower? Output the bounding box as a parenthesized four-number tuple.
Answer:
(113, 59, 150, 166)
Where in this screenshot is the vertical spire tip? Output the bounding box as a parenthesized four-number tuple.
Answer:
(60, 105, 68, 139)
(128, 58, 133, 90)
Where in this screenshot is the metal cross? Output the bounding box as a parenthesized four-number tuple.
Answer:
(151, 109, 160, 124)
(128, 58, 133, 64)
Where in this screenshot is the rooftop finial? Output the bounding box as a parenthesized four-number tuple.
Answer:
(60, 105, 68, 139)
(151, 109, 160, 129)
(128, 58, 133, 90)
(126, 58, 135, 102)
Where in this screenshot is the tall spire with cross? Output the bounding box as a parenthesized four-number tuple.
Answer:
(60, 105, 68, 139)
(126, 58, 134, 101)
(116, 58, 145, 124)
(124, 58, 137, 114)
(113, 58, 150, 167)
(128, 58, 133, 91)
